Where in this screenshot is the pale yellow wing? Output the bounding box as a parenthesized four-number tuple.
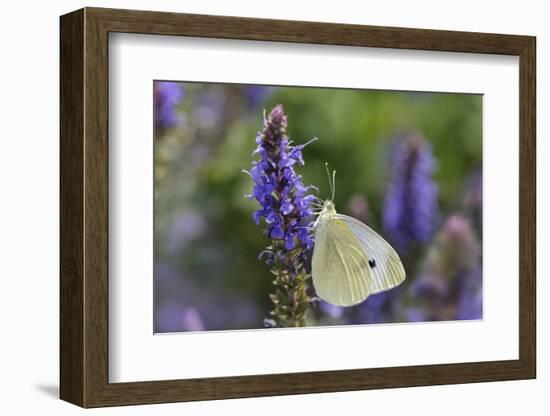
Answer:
(334, 213, 406, 295)
(312, 217, 373, 306)
(312, 214, 405, 307)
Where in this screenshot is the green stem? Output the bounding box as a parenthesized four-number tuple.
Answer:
(268, 243, 310, 327)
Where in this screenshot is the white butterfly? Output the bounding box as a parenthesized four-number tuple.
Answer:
(311, 166, 406, 307)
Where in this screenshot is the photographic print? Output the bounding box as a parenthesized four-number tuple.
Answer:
(154, 81, 482, 333)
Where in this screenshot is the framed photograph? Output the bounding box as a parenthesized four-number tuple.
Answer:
(60, 7, 536, 408)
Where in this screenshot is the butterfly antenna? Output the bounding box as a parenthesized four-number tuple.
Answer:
(332, 169, 336, 201)
(324, 162, 331, 200)
(325, 162, 336, 201)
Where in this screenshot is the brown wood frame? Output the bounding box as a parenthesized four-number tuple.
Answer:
(60, 7, 536, 408)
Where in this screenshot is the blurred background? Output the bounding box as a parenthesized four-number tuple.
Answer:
(154, 80, 482, 333)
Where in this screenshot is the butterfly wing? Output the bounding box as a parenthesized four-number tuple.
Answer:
(312, 216, 374, 306)
(312, 214, 405, 307)
(334, 213, 406, 295)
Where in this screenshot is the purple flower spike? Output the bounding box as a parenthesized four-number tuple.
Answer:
(249, 105, 316, 253)
(383, 133, 438, 253)
(246, 105, 317, 327)
(154, 81, 184, 130)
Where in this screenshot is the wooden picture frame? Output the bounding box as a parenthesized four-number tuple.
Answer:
(60, 7, 536, 408)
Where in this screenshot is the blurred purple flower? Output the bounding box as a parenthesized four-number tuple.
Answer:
(182, 308, 205, 331)
(405, 308, 426, 322)
(155, 263, 261, 332)
(195, 89, 227, 130)
(457, 268, 482, 320)
(462, 169, 483, 232)
(410, 214, 481, 321)
(154, 81, 184, 130)
(428, 215, 479, 276)
(319, 300, 344, 319)
(383, 134, 438, 252)
(246, 105, 317, 327)
(245, 85, 273, 109)
(352, 291, 392, 324)
(463, 170, 482, 209)
(156, 303, 204, 332)
(167, 211, 207, 254)
(411, 273, 450, 299)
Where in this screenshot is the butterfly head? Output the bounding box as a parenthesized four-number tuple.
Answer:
(322, 199, 336, 214)
(315, 163, 337, 223)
